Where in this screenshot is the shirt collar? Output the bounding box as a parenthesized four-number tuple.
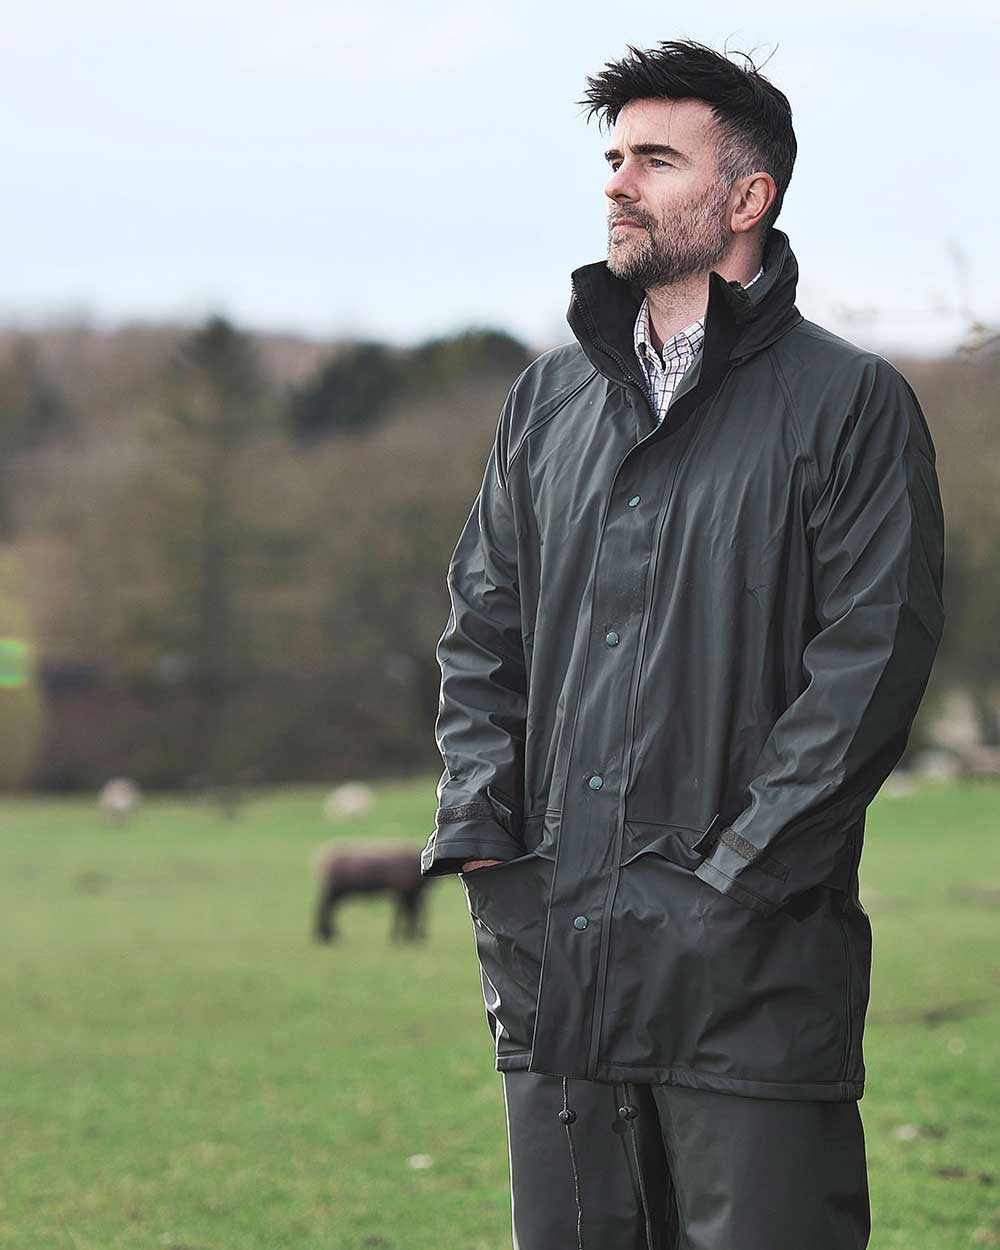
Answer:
(635, 263, 764, 369)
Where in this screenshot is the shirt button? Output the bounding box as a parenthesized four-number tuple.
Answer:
(588, 775, 604, 790)
(573, 915, 589, 930)
(605, 631, 620, 647)
(627, 495, 641, 507)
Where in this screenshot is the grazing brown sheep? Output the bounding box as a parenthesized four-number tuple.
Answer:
(312, 841, 431, 943)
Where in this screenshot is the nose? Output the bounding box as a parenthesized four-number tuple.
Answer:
(604, 161, 638, 206)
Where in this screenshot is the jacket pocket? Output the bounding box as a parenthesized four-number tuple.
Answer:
(461, 848, 543, 877)
(461, 815, 555, 1055)
(462, 807, 550, 870)
(619, 812, 720, 870)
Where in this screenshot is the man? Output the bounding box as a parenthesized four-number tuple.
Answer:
(420, 38, 945, 1250)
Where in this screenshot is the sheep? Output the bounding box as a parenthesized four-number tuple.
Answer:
(311, 840, 431, 943)
(322, 782, 374, 820)
(97, 777, 142, 821)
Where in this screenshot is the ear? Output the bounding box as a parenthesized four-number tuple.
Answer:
(730, 171, 777, 236)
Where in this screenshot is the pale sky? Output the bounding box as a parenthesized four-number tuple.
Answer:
(3, 0, 997, 356)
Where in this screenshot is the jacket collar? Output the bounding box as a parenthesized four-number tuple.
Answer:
(567, 226, 804, 392)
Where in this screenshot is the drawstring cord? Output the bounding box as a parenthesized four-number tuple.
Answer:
(622, 1080, 656, 1250)
(557, 1077, 657, 1250)
(559, 1075, 585, 1250)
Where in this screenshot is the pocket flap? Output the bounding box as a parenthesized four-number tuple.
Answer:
(619, 812, 720, 868)
(486, 783, 520, 840)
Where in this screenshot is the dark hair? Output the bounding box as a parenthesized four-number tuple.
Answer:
(577, 38, 796, 234)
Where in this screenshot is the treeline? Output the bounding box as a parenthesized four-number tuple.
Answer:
(0, 318, 532, 789)
(0, 317, 996, 791)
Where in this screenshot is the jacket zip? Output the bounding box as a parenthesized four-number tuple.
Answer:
(569, 282, 658, 424)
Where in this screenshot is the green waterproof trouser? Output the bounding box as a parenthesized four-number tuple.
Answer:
(500, 1070, 871, 1250)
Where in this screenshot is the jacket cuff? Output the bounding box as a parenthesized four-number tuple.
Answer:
(420, 818, 525, 878)
(692, 856, 781, 917)
(692, 821, 858, 916)
(691, 825, 791, 917)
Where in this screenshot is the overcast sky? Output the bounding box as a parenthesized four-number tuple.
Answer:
(3, 0, 997, 356)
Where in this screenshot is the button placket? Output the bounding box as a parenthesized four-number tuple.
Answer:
(530, 426, 673, 1078)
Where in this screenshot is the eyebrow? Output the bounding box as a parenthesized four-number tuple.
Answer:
(604, 142, 691, 166)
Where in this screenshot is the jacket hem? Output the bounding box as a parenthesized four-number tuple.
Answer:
(494, 1051, 863, 1101)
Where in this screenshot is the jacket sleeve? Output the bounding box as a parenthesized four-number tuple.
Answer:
(693, 358, 946, 917)
(420, 383, 529, 877)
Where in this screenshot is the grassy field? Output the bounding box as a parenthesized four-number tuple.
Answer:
(1, 778, 997, 1250)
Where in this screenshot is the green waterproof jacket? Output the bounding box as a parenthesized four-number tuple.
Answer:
(420, 226, 945, 1101)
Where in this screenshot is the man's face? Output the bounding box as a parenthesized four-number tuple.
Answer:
(604, 97, 733, 289)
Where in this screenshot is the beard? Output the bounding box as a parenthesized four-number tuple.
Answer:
(607, 179, 732, 289)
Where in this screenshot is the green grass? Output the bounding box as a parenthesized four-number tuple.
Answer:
(0, 778, 997, 1249)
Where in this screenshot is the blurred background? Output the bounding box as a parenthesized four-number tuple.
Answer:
(2, 4, 998, 1249)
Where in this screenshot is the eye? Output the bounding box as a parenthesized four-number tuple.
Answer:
(607, 158, 672, 172)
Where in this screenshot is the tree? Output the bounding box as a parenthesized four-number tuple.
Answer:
(287, 340, 405, 440)
(163, 316, 271, 781)
(0, 336, 74, 538)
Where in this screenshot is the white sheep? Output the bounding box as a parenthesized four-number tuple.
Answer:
(97, 777, 142, 821)
(322, 782, 374, 820)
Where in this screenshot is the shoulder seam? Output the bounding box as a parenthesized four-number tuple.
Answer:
(508, 368, 599, 473)
(767, 347, 822, 502)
